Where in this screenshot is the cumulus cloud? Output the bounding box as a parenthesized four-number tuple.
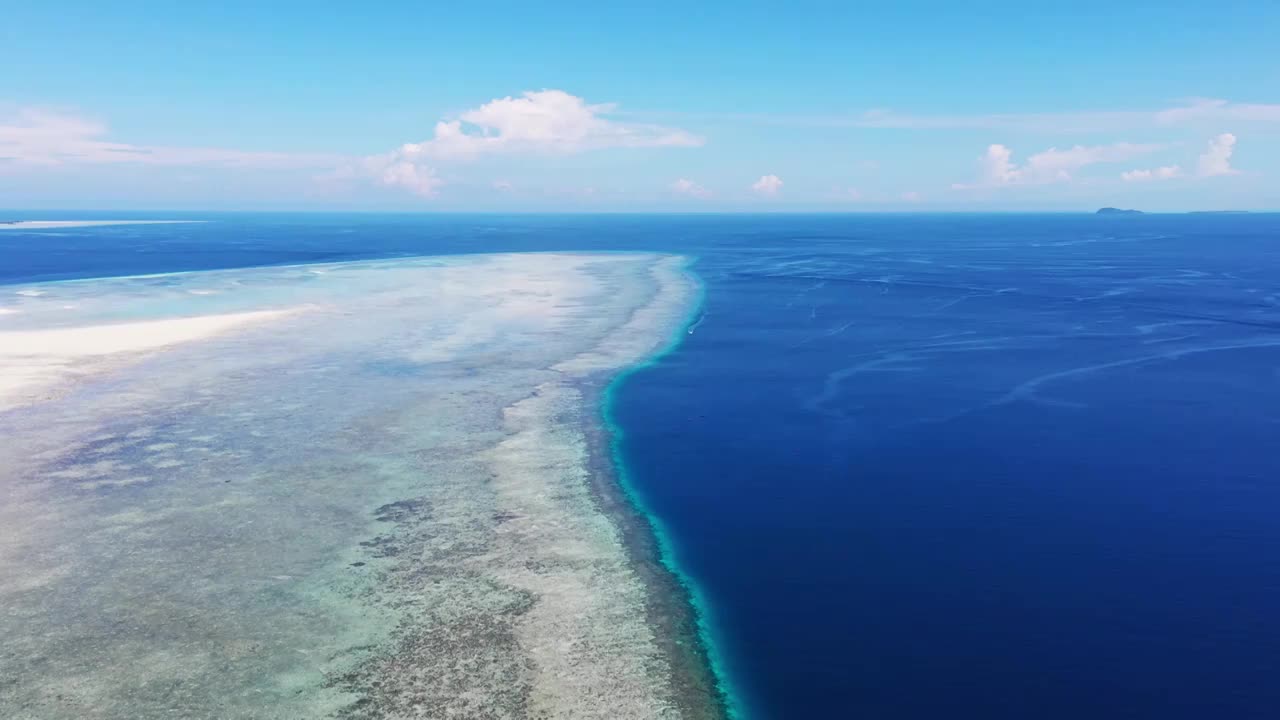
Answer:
(377, 160, 442, 197)
(1121, 165, 1182, 182)
(972, 144, 1019, 185)
(751, 174, 783, 196)
(5, 90, 702, 201)
(955, 141, 1162, 188)
(355, 89, 703, 199)
(671, 178, 709, 197)
(1197, 133, 1238, 177)
(0, 107, 342, 169)
(389, 90, 701, 160)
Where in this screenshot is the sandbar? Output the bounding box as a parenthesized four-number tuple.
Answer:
(0, 310, 298, 411)
(0, 220, 202, 230)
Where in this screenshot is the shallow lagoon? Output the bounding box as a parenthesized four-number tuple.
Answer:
(0, 252, 716, 719)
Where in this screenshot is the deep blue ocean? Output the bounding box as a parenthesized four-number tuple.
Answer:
(4, 212, 1280, 719)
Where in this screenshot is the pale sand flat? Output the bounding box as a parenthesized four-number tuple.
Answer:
(0, 309, 296, 411)
(0, 220, 202, 230)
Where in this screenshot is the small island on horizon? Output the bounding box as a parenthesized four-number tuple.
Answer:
(1095, 208, 1256, 216)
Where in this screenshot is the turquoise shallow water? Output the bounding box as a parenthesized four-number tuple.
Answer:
(601, 271, 747, 719)
(5, 212, 1280, 719)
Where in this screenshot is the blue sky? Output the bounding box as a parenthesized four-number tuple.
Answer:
(2, 1, 1278, 211)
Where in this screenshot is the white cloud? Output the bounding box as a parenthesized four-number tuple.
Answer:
(0, 107, 341, 169)
(4, 91, 702, 200)
(955, 141, 1162, 188)
(671, 178, 709, 197)
(377, 160, 442, 197)
(858, 100, 1280, 132)
(356, 89, 702, 199)
(701, 99, 1280, 133)
(1197, 133, 1238, 177)
(492, 179, 513, 192)
(1157, 99, 1280, 126)
(751, 174, 783, 196)
(1024, 143, 1163, 181)
(900, 191, 922, 202)
(973, 144, 1019, 185)
(392, 89, 702, 160)
(1121, 165, 1182, 182)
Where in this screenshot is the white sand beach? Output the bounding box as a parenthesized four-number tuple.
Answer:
(0, 220, 202, 230)
(0, 309, 296, 411)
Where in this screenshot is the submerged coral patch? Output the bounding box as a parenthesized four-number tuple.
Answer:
(0, 253, 715, 719)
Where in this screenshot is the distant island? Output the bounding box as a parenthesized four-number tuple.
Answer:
(1094, 208, 1255, 216)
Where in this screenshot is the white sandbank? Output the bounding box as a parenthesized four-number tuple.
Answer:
(0, 220, 202, 230)
(0, 309, 296, 411)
